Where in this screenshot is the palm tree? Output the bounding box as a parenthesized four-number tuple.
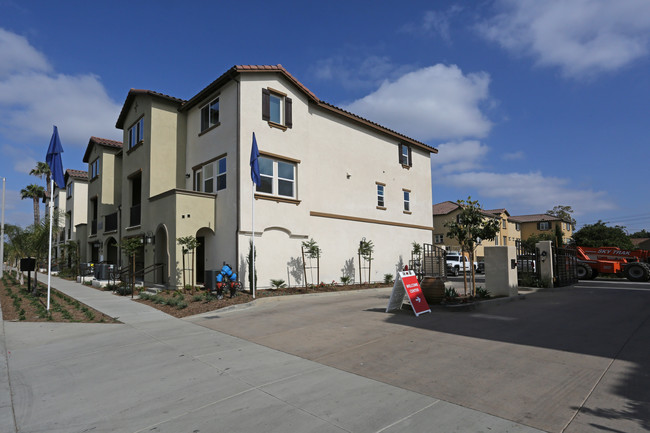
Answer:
(21, 184, 45, 226)
(30, 161, 52, 217)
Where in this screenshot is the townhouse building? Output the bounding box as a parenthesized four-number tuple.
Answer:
(508, 214, 574, 245)
(85, 64, 436, 289)
(432, 201, 522, 258)
(82, 136, 123, 266)
(52, 169, 89, 266)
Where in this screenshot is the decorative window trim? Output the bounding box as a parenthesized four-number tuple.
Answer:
(262, 88, 292, 129)
(255, 154, 297, 199)
(402, 188, 411, 213)
(193, 153, 227, 193)
(399, 143, 412, 167)
(376, 182, 385, 208)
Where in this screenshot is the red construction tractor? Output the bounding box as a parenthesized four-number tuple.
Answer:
(576, 246, 650, 282)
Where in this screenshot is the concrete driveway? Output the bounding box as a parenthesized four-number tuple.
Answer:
(187, 280, 650, 433)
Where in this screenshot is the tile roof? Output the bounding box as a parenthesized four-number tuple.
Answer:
(432, 201, 461, 215)
(65, 169, 88, 181)
(83, 136, 124, 163)
(135, 64, 436, 153)
(116, 89, 186, 129)
(509, 214, 566, 223)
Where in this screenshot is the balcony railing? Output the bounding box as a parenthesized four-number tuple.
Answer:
(105, 212, 118, 232)
(130, 204, 141, 227)
(91, 219, 97, 236)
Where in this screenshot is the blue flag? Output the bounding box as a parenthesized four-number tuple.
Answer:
(250, 132, 261, 187)
(45, 125, 65, 188)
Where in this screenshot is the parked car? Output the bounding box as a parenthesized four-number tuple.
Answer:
(517, 255, 537, 273)
(446, 253, 478, 276)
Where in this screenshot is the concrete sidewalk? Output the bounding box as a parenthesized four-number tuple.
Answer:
(1, 275, 544, 433)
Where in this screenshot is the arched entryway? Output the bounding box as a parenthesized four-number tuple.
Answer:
(195, 227, 215, 285)
(154, 225, 169, 285)
(105, 237, 119, 265)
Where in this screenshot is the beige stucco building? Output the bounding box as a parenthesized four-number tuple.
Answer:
(508, 214, 574, 245)
(432, 201, 522, 258)
(52, 169, 89, 267)
(83, 65, 437, 289)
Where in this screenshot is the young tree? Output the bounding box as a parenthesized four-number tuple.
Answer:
(445, 197, 500, 296)
(573, 221, 634, 250)
(301, 238, 321, 286)
(177, 235, 200, 292)
(20, 184, 45, 226)
(120, 237, 143, 297)
(358, 238, 374, 284)
(630, 229, 650, 238)
(246, 240, 257, 294)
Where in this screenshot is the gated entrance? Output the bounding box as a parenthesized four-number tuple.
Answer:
(553, 246, 578, 287)
(411, 243, 447, 281)
(516, 242, 540, 286)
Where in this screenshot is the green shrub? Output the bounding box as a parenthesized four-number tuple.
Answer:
(114, 285, 133, 296)
(270, 279, 287, 289)
(383, 273, 394, 285)
(340, 275, 352, 285)
(444, 287, 458, 299)
(475, 287, 491, 298)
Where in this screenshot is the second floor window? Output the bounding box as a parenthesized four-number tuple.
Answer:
(128, 117, 144, 149)
(377, 184, 385, 208)
(201, 157, 227, 193)
(403, 190, 410, 212)
(434, 234, 444, 243)
(200, 97, 220, 132)
(262, 88, 292, 129)
(90, 159, 100, 179)
(538, 221, 551, 231)
(399, 144, 412, 166)
(66, 183, 72, 198)
(256, 156, 296, 198)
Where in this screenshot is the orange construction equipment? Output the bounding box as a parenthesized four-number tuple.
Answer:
(575, 246, 650, 282)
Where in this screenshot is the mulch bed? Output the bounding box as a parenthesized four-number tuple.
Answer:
(135, 283, 390, 318)
(0, 273, 119, 323)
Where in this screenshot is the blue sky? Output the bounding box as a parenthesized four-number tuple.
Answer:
(1, 0, 649, 233)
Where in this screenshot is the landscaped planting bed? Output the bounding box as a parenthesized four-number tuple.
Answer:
(136, 282, 389, 318)
(0, 273, 119, 323)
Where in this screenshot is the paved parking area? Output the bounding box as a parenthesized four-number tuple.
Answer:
(187, 281, 650, 433)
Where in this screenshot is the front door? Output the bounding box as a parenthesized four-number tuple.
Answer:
(196, 236, 205, 284)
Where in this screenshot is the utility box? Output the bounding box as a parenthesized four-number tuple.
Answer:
(204, 270, 219, 290)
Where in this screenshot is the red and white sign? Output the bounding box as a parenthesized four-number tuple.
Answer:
(386, 271, 431, 316)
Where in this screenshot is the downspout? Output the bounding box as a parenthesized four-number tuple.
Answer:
(235, 74, 241, 279)
(118, 204, 122, 267)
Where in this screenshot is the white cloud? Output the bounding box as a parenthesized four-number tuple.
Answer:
(502, 151, 525, 161)
(0, 28, 50, 77)
(0, 28, 122, 147)
(344, 64, 492, 141)
(478, 0, 650, 78)
(431, 140, 488, 174)
(440, 171, 615, 214)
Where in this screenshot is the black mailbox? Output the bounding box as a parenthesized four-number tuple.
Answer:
(20, 258, 36, 272)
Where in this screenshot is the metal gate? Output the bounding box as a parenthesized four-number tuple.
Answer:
(411, 243, 447, 280)
(553, 246, 578, 287)
(516, 242, 540, 286)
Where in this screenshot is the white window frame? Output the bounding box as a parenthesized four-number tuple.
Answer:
(376, 183, 385, 208)
(256, 156, 296, 199)
(434, 234, 444, 244)
(200, 97, 220, 132)
(196, 156, 227, 193)
(128, 117, 144, 149)
(66, 183, 73, 199)
(403, 189, 411, 212)
(539, 221, 551, 231)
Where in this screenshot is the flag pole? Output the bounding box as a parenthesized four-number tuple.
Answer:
(0, 177, 5, 279)
(47, 177, 53, 310)
(252, 180, 256, 299)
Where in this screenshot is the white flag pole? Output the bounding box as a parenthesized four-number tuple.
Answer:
(251, 180, 256, 299)
(47, 177, 54, 310)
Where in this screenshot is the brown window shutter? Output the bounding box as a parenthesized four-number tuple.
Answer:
(398, 144, 403, 164)
(262, 88, 270, 121)
(285, 97, 292, 128)
(407, 145, 412, 166)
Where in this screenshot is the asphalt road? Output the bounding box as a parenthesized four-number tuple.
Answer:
(189, 278, 650, 432)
